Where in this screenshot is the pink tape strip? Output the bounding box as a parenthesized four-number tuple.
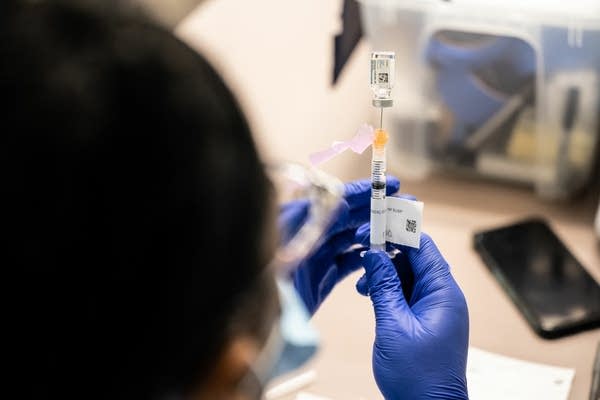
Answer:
(309, 124, 374, 166)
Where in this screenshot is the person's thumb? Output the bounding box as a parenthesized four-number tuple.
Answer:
(363, 251, 413, 323)
(355, 273, 369, 296)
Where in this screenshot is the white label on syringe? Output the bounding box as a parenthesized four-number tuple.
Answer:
(385, 197, 424, 249)
(370, 197, 386, 246)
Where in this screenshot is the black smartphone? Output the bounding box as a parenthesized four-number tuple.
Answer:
(473, 217, 600, 339)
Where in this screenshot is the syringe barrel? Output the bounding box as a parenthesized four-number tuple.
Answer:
(370, 148, 387, 250)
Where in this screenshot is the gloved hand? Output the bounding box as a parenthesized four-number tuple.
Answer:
(281, 177, 400, 315)
(356, 230, 469, 400)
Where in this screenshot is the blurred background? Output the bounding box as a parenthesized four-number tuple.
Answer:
(151, 0, 600, 216)
(176, 0, 375, 181)
(164, 0, 600, 201)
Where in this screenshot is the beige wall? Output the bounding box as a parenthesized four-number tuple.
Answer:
(176, 0, 375, 181)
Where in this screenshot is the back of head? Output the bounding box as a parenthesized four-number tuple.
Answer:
(2, 1, 272, 398)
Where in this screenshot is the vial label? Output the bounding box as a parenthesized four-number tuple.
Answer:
(370, 52, 395, 99)
(370, 59, 390, 86)
(377, 72, 389, 83)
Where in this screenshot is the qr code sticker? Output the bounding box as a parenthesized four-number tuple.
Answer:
(406, 219, 417, 233)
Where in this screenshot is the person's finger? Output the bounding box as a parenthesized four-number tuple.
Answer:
(355, 273, 369, 296)
(363, 251, 413, 323)
(326, 230, 355, 256)
(309, 229, 354, 268)
(328, 189, 414, 236)
(355, 222, 370, 246)
(393, 233, 450, 281)
(278, 199, 309, 243)
(325, 200, 351, 236)
(292, 229, 355, 314)
(352, 246, 415, 301)
(327, 206, 369, 235)
(393, 250, 415, 304)
(335, 247, 366, 282)
(344, 176, 400, 210)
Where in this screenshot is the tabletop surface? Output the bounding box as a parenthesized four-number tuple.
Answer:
(272, 173, 600, 400)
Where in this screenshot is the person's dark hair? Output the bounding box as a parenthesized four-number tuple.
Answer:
(2, 1, 274, 398)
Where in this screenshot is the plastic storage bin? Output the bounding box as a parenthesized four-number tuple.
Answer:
(359, 0, 600, 199)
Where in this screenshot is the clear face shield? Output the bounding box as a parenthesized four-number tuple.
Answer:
(237, 163, 345, 398)
(270, 163, 345, 274)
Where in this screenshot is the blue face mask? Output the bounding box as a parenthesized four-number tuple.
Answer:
(239, 278, 319, 396)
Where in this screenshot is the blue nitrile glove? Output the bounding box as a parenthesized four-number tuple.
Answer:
(281, 177, 400, 315)
(356, 230, 469, 400)
(354, 222, 416, 300)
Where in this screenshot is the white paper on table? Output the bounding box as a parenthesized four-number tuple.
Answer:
(467, 347, 575, 400)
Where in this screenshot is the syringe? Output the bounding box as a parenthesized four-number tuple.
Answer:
(369, 51, 395, 251)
